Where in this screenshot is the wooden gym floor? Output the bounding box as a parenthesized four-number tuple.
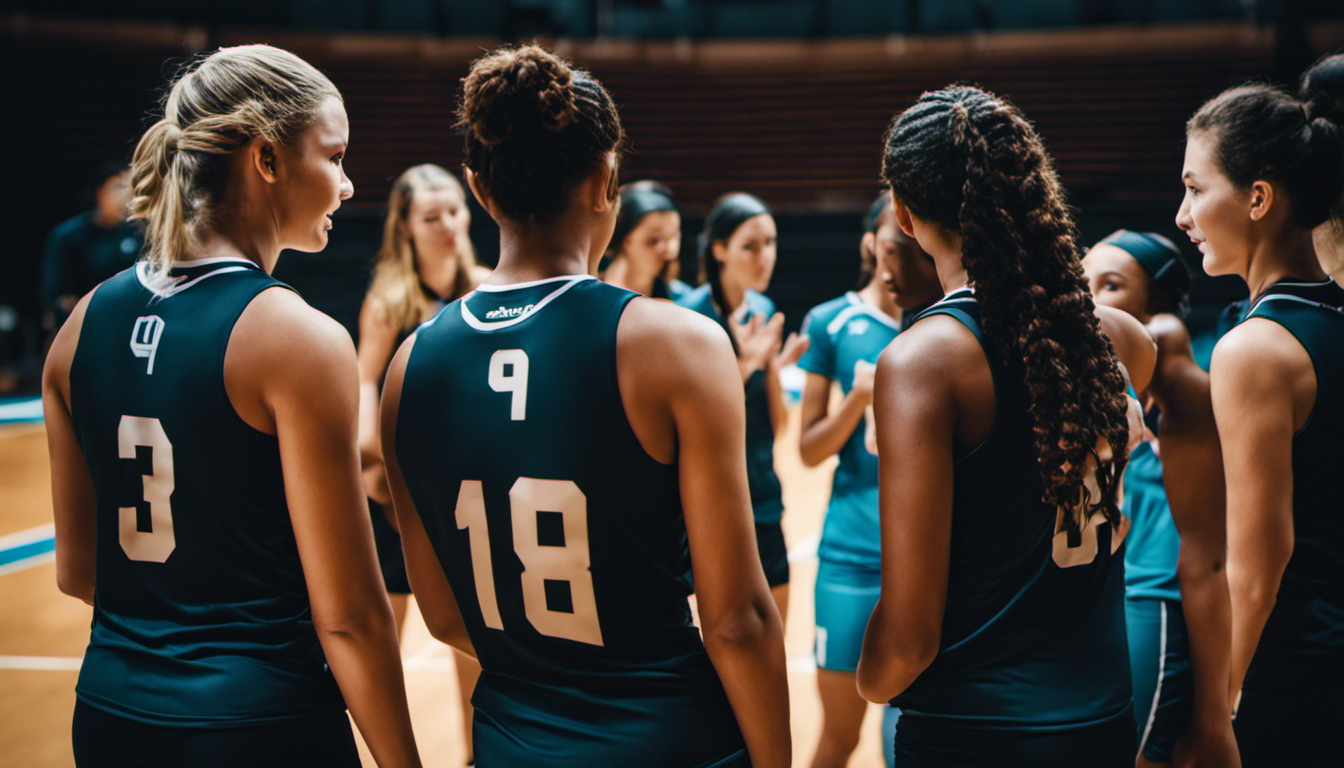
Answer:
(0, 407, 887, 767)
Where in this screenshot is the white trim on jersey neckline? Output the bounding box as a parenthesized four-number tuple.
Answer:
(825, 291, 899, 334)
(931, 286, 975, 306)
(135, 260, 257, 298)
(459, 274, 595, 331)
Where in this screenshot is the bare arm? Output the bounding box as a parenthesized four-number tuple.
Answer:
(798, 363, 873, 467)
(1210, 321, 1301, 705)
(357, 298, 400, 506)
(235, 290, 420, 768)
(1145, 315, 1239, 767)
(624, 300, 790, 768)
(44, 291, 97, 604)
(857, 319, 966, 703)
(379, 334, 475, 657)
(1096, 304, 1157, 394)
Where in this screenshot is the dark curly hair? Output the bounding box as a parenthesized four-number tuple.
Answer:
(882, 85, 1130, 532)
(456, 45, 624, 224)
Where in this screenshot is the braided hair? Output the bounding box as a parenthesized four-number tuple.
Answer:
(883, 85, 1130, 531)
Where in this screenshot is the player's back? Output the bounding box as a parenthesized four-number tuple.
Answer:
(895, 289, 1132, 731)
(396, 275, 745, 767)
(68, 258, 344, 726)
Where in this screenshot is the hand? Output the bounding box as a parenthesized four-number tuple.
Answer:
(1171, 717, 1241, 768)
(852, 359, 877, 403)
(1125, 393, 1155, 453)
(863, 405, 877, 455)
(774, 330, 809, 370)
(728, 304, 785, 376)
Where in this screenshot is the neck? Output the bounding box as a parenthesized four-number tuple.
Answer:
(488, 220, 593, 285)
(93, 208, 121, 229)
(858, 276, 900, 321)
(191, 178, 284, 273)
(719, 273, 747, 314)
(416, 249, 460, 299)
(1244, 227, 1327, 301)
(604, 255, 660, 297)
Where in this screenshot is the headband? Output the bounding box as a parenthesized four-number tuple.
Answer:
(1098, 229, 1190, 301)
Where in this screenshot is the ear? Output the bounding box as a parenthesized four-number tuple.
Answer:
(861, 232, 877, 258)
(588, 153, 618, 214)
(1248, 180, 1275, 222)
(890, 192, 917, 238)
(711, 238, 728, 265)
(250, 137, 279, 184)
(464, 167, 501, 221)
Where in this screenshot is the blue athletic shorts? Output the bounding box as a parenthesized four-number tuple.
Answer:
(814, 557, 881, 672)
(1126, 596, 1192, 762)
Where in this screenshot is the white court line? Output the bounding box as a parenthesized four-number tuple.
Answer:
(0, 551, 55, 577)
(0, 523, 55, 550)
(0, 655, 82, 671)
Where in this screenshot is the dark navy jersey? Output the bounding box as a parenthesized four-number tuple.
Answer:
(676, 284, 784, 523)
(396, 276, 744, 767)
(1241, 278, 1344, 685)
(894, 288, 1132, 729)
(69, 258, 343, 727)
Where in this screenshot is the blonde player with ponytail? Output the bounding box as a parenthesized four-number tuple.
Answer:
(43, 45, 420, 768)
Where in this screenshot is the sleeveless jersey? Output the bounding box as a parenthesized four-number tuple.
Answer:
(894, 288, 1132, 728)
(1240, 278, 1344, 685)
(396, 276, 745, 767)
(1123, 411, 1181, 602)
(676, 284, 784, 523)
(797, 291, 900, 565)
(68, 258, 344, 727)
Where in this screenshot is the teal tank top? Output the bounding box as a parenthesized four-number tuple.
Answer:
(677, 284, 784, 524)
(1122, 416, 1181, 602)
(396, 276, 744, 766)
(894, 288, 1132, 728)
(69, 258, 344, 727)
(797, 292, 900, 566)
(1241, 278, 1344, 685)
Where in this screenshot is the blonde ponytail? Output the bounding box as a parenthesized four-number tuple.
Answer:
(126, 45, 339, 286)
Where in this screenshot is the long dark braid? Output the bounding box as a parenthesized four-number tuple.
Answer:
(883, 85, 1130, 531)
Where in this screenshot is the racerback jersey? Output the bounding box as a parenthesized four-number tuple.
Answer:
(676, 284, 783, 524)
(69, 258, 344, 727)
(1241, 278, 1344, 686)
(894, 288, 1132, 729)
(396, 276, 745, 767)
(797, 292, 900, 566)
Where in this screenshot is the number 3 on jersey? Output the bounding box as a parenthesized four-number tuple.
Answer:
(118, 415, 176, 562)
(455, 478, 604, 646)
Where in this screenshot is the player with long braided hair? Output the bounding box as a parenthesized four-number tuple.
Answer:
(857, 85, 1154, 767)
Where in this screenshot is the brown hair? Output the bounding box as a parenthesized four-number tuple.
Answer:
(883, 85, 1130, 532)
(128, 44, 340, 283)
(366, 165, 480, 333)
(456, 45, 624, 224)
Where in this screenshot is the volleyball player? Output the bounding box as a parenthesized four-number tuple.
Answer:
(797, 192, 941, 768)
(677, 192, 807, 622)
(1180, 83, 1344, 767)
(357, 163, 486, 764)
(1082, 231, 1240, 768)
(600, 180, 689, 299)
(857, 86, 1156, 767)
(43, 45, 419, 767)
(380, 45, 790, 768)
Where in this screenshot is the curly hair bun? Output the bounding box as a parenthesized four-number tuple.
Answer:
(459, 45, 578, 146)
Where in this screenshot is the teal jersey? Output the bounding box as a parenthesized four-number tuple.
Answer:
(68, 258, 344, 727)
(1240, 278, 1344, 685)
(796, 292, 900, 565)
(1123, 433, 1181, 602)
(895, 288, 1132, 728)
(676, 284, 783, 523)
(396, 276, 744, 767)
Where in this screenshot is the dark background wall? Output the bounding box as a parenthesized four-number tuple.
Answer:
(4, 5, 1344, 388)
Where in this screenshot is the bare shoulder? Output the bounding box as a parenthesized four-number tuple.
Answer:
(878, 314, 980, 382)
(42, 290, 97, 397)
(1097, 304, 1156, 390)
(230, 287, 357, 400)
(1211, 318, 1304, 380)
(618, 295, 734, 367)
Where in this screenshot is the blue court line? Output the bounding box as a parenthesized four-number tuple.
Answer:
(0, 525, 57, 576)
(0, 396, 43, 425)
(0, 537, 56, 568)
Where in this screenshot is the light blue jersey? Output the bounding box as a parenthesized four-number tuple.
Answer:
(1123, 439, 1180, 602)
(797, 292, 899, 565)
